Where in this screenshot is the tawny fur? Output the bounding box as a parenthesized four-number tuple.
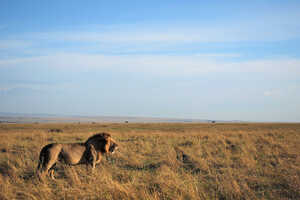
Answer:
(37, 133, 118, 179)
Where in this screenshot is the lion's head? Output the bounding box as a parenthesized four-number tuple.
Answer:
(85, 132, 118, 154)
(109, 142, 118, 154)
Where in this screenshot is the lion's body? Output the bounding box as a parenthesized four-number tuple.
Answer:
(37, 133, 117, 179)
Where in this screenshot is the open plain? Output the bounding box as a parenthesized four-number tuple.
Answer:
(0, 123, 299, 200)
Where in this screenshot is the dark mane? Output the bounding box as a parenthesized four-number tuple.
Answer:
(85, 132, 111, 144)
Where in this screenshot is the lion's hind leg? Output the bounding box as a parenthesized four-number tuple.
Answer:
(38, 155, 57, 180)
(37, 143, 62, 180)
(37, 146, 49, 179)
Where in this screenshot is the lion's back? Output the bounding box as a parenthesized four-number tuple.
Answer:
(60, 143, 86, 164)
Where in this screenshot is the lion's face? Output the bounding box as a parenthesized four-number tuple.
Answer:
(109, 142, 118, 154)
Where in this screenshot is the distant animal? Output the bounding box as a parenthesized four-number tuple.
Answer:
(37, 133, 118, 179)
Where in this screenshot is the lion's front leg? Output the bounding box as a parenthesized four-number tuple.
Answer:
(49, 169, 55, 179)
(86, 144, 98, 172)
(95, 152, 102, 164)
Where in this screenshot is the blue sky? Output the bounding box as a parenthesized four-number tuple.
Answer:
(0, 0, 300, 121)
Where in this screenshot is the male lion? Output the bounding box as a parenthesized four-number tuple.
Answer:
(37, 132, 118, 179)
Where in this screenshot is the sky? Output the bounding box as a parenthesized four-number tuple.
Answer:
(0, 0, 300, 122)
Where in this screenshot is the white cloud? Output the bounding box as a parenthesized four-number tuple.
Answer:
(1, 53, 299, 79)
(29, 22, 300, 45)
(0, 87, 10, 92)
(21, 7, 300, 47)
(0, 40, 31, 50)
(264, 90, 281, 97)
(2, 9, 298, 60)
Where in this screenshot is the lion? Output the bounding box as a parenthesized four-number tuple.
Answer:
(37, 132, 118, 179)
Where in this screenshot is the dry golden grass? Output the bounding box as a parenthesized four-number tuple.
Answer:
(0, 123, 299, 199)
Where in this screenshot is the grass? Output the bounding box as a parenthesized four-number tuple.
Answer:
(0, 122, 299, 199)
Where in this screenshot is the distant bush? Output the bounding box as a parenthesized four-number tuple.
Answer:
(48, 128, 63, 133)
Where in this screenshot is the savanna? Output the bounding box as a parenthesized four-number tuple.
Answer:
(0, 122, 299, 199)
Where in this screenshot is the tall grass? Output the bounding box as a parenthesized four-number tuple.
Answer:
(0, 123, 299, 199)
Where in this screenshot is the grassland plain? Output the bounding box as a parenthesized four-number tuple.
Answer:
(0, 123, 299, 200)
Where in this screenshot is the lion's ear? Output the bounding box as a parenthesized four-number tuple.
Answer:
(103, 133, 111, 139)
